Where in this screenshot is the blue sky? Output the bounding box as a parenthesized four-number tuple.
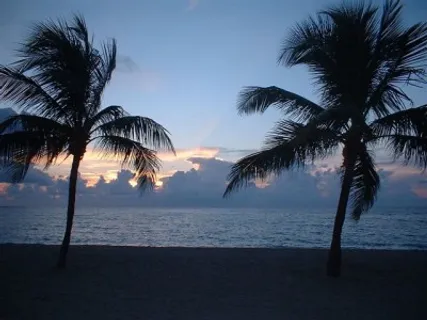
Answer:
(1, 0, 426, 150)
(1, 0, 427, 206)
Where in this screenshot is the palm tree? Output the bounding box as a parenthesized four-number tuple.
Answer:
(0, 15, 175, 268)
(223, 0, 427, 277)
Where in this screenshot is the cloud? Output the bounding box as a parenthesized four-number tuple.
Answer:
(46, 146, 220, 186)
(0, 164, 53, 186)
(113, 55, 162, 92)
(215, 147, 258, 160)
(46, 146, 252, 186)
(0, 108, 254, 186)
(1, 155, 426, 208)
(116, 55, 140, 73)
(1, 105, 426, 207)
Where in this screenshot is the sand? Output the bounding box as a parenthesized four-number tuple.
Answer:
(0, 245, 426, 320)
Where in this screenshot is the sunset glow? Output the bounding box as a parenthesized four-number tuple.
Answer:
(0, 183, 8, 195)
(36, 147, 220, 187)
(412, 187, 427, 198)
(155, 180, 164, 188)
(0, 0, 426, 211)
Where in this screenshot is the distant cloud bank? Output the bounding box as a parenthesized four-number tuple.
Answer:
(1, 107, 426, 208)
(1, 156, 426, 208)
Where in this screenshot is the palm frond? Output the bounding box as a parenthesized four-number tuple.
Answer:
(278, 14, 332, 67)
(368, 105, 427, 170)
(278, 0, 427, 121)
(89, 39, 117, 117)
(376, 0, 402, 44)
(0, 67, 70, 123)
(224, 120, 340, 197)
(265, 119, 341, 156)
(69, 14, 92, 53)
(91, 135, 161, 190)
(367, 83, 412, 118)
(237, 86, 324, 122)
(12, 15, 98, 124)
(367, 19, 427, 118)
(84, 105, 127, 131)
(69, 14, 118, 120)
(0, 130, 67, 182)
(223, 147, 289, 197)
(279, 2, 379, 113)
(91, 115, 175, 153)
(385, 135, 427, 169)
(0, 114, 71, 135)
(391, 22, 427, 76)
(349, 146, 380, 220)
(370, 105, 427, 137)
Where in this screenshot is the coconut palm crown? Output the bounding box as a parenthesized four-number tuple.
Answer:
(223, 0, 427, 277)
(0, 15, 175, 267)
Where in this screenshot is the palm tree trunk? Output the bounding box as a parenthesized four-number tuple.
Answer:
(57, 154, 81, 268)
(326, 160, 355, 277)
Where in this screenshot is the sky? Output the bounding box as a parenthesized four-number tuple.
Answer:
(0, 0, 427, 207)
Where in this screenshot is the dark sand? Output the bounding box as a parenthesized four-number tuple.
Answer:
(1, 245, 426, 319)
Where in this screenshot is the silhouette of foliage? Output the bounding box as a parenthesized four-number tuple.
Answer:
(224, 0, 427, 277)
(0, 15, 175, 267)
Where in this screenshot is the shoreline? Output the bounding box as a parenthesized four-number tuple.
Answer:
(2, 242, 427, 251)
(1, 245, 426, 319)
(0, 242, 427, 253)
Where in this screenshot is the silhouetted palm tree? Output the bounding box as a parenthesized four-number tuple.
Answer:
(0, 15, 175, 268)
(223, 0, 427, 277)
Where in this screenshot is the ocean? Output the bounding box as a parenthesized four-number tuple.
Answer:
(0, 206, 426, 249)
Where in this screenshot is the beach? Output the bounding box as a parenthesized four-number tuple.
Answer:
(1, 245, 426, 319)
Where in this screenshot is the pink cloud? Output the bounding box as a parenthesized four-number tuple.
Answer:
(0, 183, 8, 195)
(42, 146, 220, 186)
(412, 187, 427, 198)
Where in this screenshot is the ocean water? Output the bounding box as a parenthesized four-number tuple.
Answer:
(0, 206, 426, 249)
